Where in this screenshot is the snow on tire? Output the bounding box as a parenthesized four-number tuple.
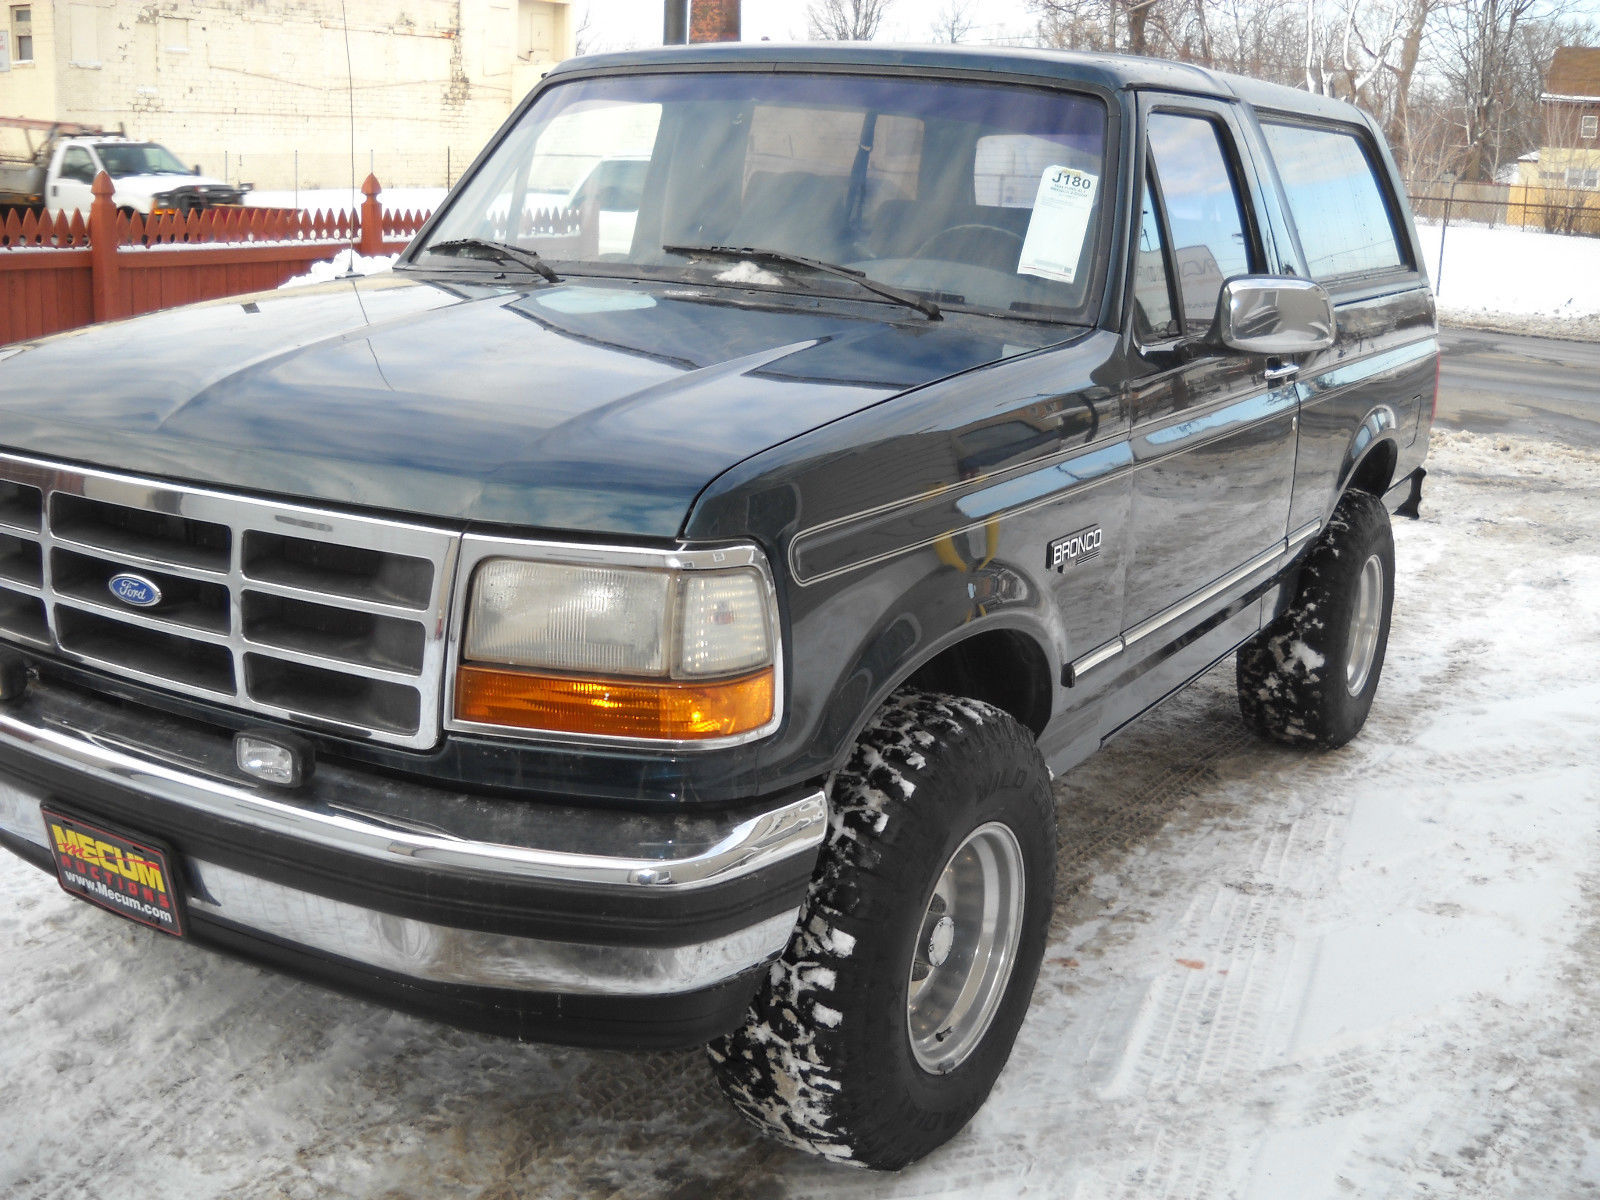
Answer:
(706, 690, 1055, 1170)
(1237, 489, 1395, 748)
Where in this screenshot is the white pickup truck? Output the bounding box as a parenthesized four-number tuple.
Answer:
(0, 118, 247, 217)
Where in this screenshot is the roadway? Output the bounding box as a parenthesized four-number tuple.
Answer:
(1438, 324, 1600, 446)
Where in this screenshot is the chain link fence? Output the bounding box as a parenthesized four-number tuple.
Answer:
(1407, 180, 1600, 237)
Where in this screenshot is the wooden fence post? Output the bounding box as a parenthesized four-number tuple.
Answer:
(88, 171, 122, 323)
(359, 174, 384, 256)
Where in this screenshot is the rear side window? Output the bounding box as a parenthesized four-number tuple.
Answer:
(1261, 121, 1407, 283)
(976, 132, 1092, 207)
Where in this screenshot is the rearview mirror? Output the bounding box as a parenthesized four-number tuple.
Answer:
(1211, 276, 1335, 356)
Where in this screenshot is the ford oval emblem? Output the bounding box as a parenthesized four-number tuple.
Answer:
(108, 573, 163, 608)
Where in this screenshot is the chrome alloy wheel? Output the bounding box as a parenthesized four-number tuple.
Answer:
(1345, 552, 1385, 696)
(906, 821, 1026, 1074)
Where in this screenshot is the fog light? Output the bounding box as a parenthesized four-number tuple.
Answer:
(234, 731, 314, 788)
(0, 651, 28, 702)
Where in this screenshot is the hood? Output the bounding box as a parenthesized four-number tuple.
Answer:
(111, 173, 231, 199)
(0, 273, 1067, 538)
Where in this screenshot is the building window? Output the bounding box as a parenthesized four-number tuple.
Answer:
(10, 6, 31, 63)
(1583, 114, 1599, 140)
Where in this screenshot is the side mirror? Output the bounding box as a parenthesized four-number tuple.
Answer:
(193, 164, 202, 175)
(1211, 275, 1335, 356)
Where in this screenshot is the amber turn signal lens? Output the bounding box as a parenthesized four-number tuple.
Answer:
(455, 664, 775, 740)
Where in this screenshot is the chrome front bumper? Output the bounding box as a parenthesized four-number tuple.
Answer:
(0, 678, 826, 1001)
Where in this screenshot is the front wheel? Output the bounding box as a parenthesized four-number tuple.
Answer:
(707, 691, 1055, 1169)
(1237, 490, 1395, 748)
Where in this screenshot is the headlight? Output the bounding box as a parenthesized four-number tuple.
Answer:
(452, 543, 779, 743)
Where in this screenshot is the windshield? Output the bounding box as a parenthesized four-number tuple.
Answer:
(415, 71, 1109, 320)
(95, 142, 192, 178)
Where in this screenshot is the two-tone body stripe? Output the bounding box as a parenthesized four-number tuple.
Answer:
(1300, 337, 1436, 407)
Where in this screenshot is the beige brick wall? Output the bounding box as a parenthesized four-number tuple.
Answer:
(2, 0, 573, 191)
(1, 2, 62, 136)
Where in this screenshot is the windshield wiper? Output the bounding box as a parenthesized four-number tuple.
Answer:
(663, 244, 940, 320)
(424, 237, 561, 283)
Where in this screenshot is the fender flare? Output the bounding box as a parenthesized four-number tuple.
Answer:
(1334, 404, 1402, 507)
(806, 572, 1058, 772)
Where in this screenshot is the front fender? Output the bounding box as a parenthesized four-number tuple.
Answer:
(112, 189, 156, 215)
(798, 545, 1058, 770)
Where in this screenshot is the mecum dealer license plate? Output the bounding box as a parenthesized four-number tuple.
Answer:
(41, 807, 185, 937)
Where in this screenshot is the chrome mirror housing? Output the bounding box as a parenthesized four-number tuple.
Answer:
(1212, 275, 1336, 356)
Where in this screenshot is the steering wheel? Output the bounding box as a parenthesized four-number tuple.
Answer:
(912, 223, 1025, 269)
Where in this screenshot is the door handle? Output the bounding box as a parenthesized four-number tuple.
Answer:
(1263, 359, 1299, 383)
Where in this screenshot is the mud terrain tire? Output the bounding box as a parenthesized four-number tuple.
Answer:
(707, 691, 1055, 1170)
(1237, 490, 1395, 748)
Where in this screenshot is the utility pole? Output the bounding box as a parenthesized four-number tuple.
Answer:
(664, 0, 688, 44)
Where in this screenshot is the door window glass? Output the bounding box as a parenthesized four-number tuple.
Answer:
(1261, 121, 1406, 282)
(1146, 113, 1254, 328)
(61, 147, 95, 183)
(1133, 167, 1179, 341)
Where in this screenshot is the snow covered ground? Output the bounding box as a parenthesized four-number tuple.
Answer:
(2, 427, 1598, 1199)
(1416, 221, 1600, 334)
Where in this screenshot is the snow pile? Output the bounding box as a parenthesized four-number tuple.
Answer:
(277, 249, 396, 288)
(1416, 220, 1600, 328)
(2, 429, 1600, 1197)
(714, 260, 785, 287)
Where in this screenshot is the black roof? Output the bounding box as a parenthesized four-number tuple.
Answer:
(550, 42, 1372, 125)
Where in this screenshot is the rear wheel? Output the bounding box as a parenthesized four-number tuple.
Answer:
(707, 691, 1055, 1169)
(1237, 490, 1395, 748)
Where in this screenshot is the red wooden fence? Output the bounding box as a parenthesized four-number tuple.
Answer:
(0, 172, 432, 347)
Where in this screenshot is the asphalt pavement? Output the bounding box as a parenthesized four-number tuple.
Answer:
(1438, 324, 1600, 446)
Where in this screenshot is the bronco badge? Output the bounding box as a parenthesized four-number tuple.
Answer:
(1047, 525, 1103, 572)
(108, 572, 163, 608)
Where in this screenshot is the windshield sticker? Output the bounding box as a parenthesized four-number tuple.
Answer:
(533, 289, 657, 314)
(1017, 166, 1099, 285)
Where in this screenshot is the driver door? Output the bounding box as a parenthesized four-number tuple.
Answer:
(51, 146, 98, 217)
(1104, 99, 1299, 730)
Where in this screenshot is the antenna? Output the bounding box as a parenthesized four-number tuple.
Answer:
(340, 1, 358, 267)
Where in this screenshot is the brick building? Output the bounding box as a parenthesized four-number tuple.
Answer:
(0, 1, 575, 190)
(1529, 46, 1600, 190)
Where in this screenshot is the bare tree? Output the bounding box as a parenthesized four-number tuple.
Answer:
(931, 1, 977, 43)
(573, 5, 594, 56)
(1033, 0, 1168, 56)
(1029, 0, 1597, 189)
(807, 0, 894, 40)
(1431, 0, 1548, 181)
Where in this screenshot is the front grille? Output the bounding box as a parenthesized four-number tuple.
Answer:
(0, 454, 459, 749)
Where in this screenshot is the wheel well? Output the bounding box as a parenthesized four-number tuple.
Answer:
(1347, 441, 1397, 497)
(902, 628, 1052, 737)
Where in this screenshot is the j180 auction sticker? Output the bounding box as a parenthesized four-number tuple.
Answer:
(1018, 166, 1098, 285)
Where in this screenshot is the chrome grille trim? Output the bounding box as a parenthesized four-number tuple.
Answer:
(0, 453, 459, 749)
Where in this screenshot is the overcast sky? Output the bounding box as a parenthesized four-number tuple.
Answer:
(582, 0, 1044, 53)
